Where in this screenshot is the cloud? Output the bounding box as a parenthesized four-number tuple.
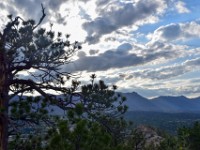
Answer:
(116, 43, 132, 53)
(0, 2, 5, 9)
(54, 12, 68, 25)
(64, 42, 184, 72)
(177, 85, 200, 95)
(157, 24, 181, 41)
(68, 50, 143, 72)
(0, 0, 70, 25)
(1, 0, 199, 98)
(89, 49, 99, 55)
(83, 0, 167, 44)
(78, 6, 92, 20)
(77, 51, 86, 58)
(95, 0, 109, 8)
(175, 1, 190, 13)
(148, 22, 200, 42)
(168, 78, 200, 97)
(120, 57, 200, 80)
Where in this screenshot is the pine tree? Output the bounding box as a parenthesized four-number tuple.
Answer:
(0, 4, 81, 149)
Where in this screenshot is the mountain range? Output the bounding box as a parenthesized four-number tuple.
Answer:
(12, 92, 200, 114)
(123, 92, 200, 113)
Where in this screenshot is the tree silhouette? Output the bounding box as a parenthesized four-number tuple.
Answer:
(80, 74, 129, 143)
(9, 75, 130, 150)
(0, 4, 81, 149)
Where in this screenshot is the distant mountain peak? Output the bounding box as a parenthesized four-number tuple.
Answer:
(157, 95, 187, 100)
(127, 91, 142, 96)
(123, 92, 200, 113)
(132, 91, 138, 94)
(125, 92, 147, 99)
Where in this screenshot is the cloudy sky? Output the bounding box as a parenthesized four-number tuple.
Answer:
(1, 0, 200, 98)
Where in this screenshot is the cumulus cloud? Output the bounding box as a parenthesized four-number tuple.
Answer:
(177, 85, 200, 95)
(66, 50, 142, 72)
(78, 6, 92, 20)
(89, 49, 99, 55)
(116, 43, 133, 53)
(95, 0, 109, 8)
(148, 22, 200, 42)
(83, 0, 167, 44)
(77, 51, 86, 58)
(1, 0, 199, 98)
(120, 57, 200, 80)
(167, 78, 200, 97)
(0, 0, 70, 25)
(64, 42, 184, 72)
(175, 1, 190, 13)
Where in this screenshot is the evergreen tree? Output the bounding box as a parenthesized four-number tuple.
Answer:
(0, 4, 81, 149)
(178, 122, 200, 150)
(9, 75, 131, 150)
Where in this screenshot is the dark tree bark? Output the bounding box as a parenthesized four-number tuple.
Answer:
(0, 49, 9, 150)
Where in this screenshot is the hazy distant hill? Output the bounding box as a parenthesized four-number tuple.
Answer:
(11, 92, 200, 114)
(122, 92, 158, 111)
(122, 92, 200, 113)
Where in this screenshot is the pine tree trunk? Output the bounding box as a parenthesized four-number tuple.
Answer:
(0, 50, 9, 150)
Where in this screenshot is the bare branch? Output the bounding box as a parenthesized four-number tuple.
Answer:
(9, 87, 33, 100)
(33, 4, 46, 30)
(10, 79, 49, 98)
